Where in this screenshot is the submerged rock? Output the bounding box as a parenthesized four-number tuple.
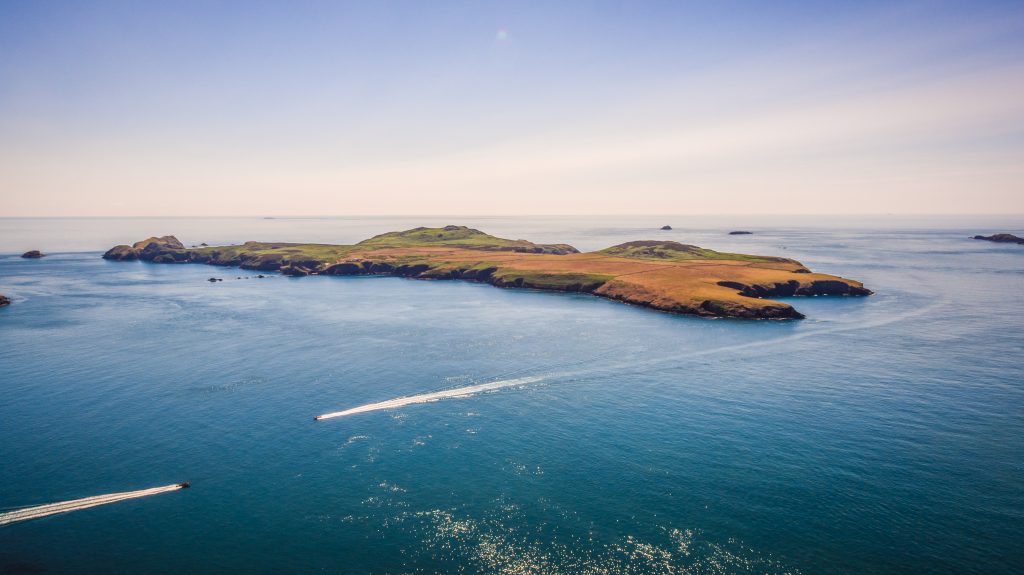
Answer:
(970, 231, 1019, 242)
(21, 250, 45, 258)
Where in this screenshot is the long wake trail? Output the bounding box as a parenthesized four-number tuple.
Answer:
(315, 376, 544, 420)
(0, 483, 188, 526)
(315, 288, 952, 421)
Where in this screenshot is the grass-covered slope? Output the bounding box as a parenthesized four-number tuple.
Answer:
(357, 225, 578, 254)
(103, 226, 871, 319)
(600, 240, 801, 264)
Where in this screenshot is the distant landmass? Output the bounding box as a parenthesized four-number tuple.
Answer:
(103, 225, 871, 319)
(973, 233, 1024, 245)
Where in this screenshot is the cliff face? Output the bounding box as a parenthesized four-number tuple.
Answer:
(716, 279, 872, 298)
(102, 228, 872, 320)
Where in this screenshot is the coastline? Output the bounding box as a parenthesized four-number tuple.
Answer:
(102, 226, 871, 320)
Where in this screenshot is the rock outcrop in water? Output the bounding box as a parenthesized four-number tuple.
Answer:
(729, 231, 752, 235)
(102, 226, 871, 320)
(660, 225, 672, 230)
(0, 294, 10, 307)
(103, 236, 187, 262)
(21, 250, 45, 258)
(973, 233, 1024, 245)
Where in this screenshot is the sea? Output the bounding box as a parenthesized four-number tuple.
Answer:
(0, 216, 1021, 574)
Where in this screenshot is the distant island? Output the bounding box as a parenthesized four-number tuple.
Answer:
(103, 225, 871, 319)
(0, 294, 9, 307)
(729, 231, 753, 235)
(21, 250, 45, 258)
(973, 233, 1024, 245)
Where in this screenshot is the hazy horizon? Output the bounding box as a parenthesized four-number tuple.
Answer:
(3, 1, 1024, 217)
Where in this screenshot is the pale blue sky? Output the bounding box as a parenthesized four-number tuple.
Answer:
(2, 1, 1023, 215)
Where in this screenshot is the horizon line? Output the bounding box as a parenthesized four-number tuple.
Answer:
(2, 213, 1023, 219)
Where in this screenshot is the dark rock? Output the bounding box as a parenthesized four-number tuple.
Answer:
(717, 279, 872, 298)
(323, 262, 363, 275)
(102, 245, 139, 260)
(279, 265, 311, 276)
(729, 231, 753, 235)
(0, 294, 10, 307)
(200, 243, 208, 246)
(660, 225, 672, 230)
(21, 250, 45, 258)
(393, 263, 431, 277)
(973, 233, 1024, 245)
(104, 235, 185, 262)
(698, 298, 804, 320)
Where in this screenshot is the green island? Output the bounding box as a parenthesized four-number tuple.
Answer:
(103, 225, 871, 319)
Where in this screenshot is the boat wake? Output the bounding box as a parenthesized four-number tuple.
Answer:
(315, 376, 544, 420)
(315, 288, 950, 422)
(0, 483, 188, 527)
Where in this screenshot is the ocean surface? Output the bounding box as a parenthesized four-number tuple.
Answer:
(0, 216, 1021, 575)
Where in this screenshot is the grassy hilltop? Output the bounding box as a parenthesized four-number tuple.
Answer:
(103, 225, 871, 319)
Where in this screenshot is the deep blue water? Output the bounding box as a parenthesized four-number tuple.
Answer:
(0, 217, 1022, 574)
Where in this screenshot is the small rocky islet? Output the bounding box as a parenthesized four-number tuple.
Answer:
(21, 250, 45, 258)
(973, 233, 1024, 245)
(103, 225, 871, 320)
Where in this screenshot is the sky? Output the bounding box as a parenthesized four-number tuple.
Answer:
(1, 0, 1023, 216)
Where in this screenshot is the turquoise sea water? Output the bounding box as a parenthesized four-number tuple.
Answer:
(0, 216, 1022, 574)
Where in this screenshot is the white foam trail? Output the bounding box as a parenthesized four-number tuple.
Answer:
(0, 484, 187, 526)
(316, 289, 951, 421)
(315, 376, 543, 420)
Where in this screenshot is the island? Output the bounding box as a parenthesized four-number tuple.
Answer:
(660, 225, 672, 230)
(973, 233, 1024, 245)
(729, 231, 753, 235)
(21, 250, 45, 258)
(102, 225, 871, 319)
(0, 294, 9, 307)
